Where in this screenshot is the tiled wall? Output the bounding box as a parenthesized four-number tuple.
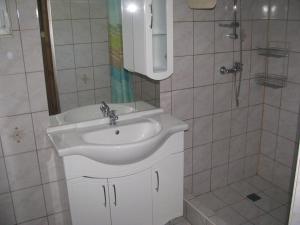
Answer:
(0, 0, 70, 224)
(50, 0, 111, 111)
(257, 0, 300, 193)
(160, 0, 267, 197)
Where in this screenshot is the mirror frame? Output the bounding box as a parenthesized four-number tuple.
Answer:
(37, 0, 61, 115)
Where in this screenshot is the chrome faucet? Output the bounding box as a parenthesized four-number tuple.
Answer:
(108, 110, 118, 126)
(220, 62, 243, 75)
(100, 101, 110, 117)
(100, 102, 119, 125)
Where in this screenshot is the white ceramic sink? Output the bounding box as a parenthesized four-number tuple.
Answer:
(47, 110, 188, 165)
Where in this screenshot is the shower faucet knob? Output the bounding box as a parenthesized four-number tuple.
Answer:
(220, 66, 228, 74)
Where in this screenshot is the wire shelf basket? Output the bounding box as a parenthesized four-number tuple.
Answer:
(255, 73, 287, 89)
(257, 47, 289, 58)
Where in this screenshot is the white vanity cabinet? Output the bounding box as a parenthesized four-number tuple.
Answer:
(66, 152, 184, 225)
(109, 169, 152, 225)
(122, 0, 173, 80)
(67, 178, 111, 225)
(152, 153, 184, 225)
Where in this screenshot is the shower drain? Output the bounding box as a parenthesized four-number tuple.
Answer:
(247, 193, 261, 202)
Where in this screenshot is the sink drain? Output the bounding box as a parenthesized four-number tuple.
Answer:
(115, 130, 120, 135)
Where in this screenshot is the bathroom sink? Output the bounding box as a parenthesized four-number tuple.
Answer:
(82, 120, 161, 145)
(47, 110, 188, 165)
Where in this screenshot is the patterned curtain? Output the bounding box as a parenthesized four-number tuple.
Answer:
(107, 0, 134, 103)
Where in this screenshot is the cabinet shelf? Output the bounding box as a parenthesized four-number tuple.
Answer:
(257, 47, 289, 58)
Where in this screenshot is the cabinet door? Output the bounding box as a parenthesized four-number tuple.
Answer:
(67, 177, 111, 225)
(109, 170, 152, 225)
(153, 153, 184, 225)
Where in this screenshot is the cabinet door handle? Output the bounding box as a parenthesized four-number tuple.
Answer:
(155, 171, 160, 192)
(102, 185, 107, 207)
(149, 4, 153, 29)
(113, 184, 117, 206)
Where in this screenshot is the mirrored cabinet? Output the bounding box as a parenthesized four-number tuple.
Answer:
(122, 0, 173, 80)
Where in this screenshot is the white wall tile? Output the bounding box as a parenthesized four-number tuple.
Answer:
(287, 21, 300, 52)
(74, 44, 93, 67)
(89, 0, 107, 19)
(246, 131, 261, 156)
(16, 0, 39, 30)
(12, 186, 46, 223)
(0, 31, 25, 75)
(78, 90, 95, 106)
(0, 158, 9, 194)
(91, 19, 108, 43)
(0, 74, 30, 117)
(94, 65, 110, 88)
(193, 170, 211, 195)
(231, 108, 248, 136)
(281, 82, 300, 113)
(278, 110, 298, 141)
(19, 217, 48, 225)
(194, 54, 214, 87)
(194, 86, 213, 117)
(57, 69, 77, 94)
(72, 20, 91, 44)
(213, 83, 232, 113)
(194, 22, 214, 54)
(55, 45, 75, 70)
(5, 152, 41, 191)
(43, 181, 69, 214)
(0, 193, 16, 225)
(213, 112, 231, 141)
(48, 211, 72, 225)
(261, 131, 277, 159)
(212, 138, 230, 167)
(228, 159, 245, 184)
(92, 42, 109, 66)
(172, 89, 194, 120)
(229, 134, 246, 162)
(76, 67, 94, 91)
(174, 22, 193, 56)
(52, 21, 73, 45)
(172, 56, 194, 90)
(173, 0, 193, 22)
(50, 0, 71, 20)
(193, 116, 213, 146)
(211, 165, 228, 190)
(263, 105, 280, 132)
(0, 114, 35, 156)
(21, 29, 44, 72)
(193, 144, 212, 173)
(247, 105, 263, 132)
(70, 1, 89, 19)
(276, 137, 296, 168)
(38, 148, 65, 184)
(27, 72, 48, 112)
(32, 111, 51, 150)
(184, 149, 193, 176)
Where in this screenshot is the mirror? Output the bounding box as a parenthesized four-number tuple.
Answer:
(0, 0, 11, 35)
(44, 0, 160, 117)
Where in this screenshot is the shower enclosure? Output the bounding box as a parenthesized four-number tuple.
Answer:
(178, 0, 300, 225)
